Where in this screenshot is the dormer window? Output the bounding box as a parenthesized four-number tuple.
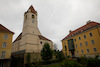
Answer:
(32, 15, 34, 19)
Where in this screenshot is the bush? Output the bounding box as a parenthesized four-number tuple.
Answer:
(76, 57, 81, 63)
(67, 55, 70, 58)
(87, 59, 100, 67)
(95, 55, 99, 59)
(80, 56, 87, 64)
(64, 60, 83, 67)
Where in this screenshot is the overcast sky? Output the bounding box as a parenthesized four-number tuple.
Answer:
(0, 0, 100, 50)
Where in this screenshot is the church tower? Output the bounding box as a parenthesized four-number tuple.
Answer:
(12, 6, 54, 64)
(20, 6, 41, 52)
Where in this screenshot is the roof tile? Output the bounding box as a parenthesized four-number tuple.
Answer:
(62, 21, 100, 41)
(0, 24, 14, 34)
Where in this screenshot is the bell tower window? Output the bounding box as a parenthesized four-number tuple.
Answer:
(32, 15, 34, 19)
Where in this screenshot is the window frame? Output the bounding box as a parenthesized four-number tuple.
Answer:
(32, 15, 34, 19)
(77, 50, 78, 54)
(79, 37, 81, 40)
(89, 33, 92, 37)
(85, 41, 88, 46)
(91, 40, 95, 45)
(74, 39, 76, 41)
(87, 49, 89, 53)
(1, 51, 6, 58)
(80, 43, 82, 47)
(40, 41, 42, 44)
(81, 50, 83, 54)
(93, 48, 97, 52)
(4, 34, 8, 39)
(2, 42, 7, 48)
(84, 35, 86, 39)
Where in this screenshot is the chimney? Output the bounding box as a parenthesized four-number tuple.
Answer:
(86, 20, 91, 24)
(69, 30, 72, 33)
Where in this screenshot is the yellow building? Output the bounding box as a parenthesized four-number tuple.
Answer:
(62, 21, 100, 58)
(0, 24, 14, 67)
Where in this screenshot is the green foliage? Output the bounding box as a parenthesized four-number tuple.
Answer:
(26, 53, 31, 67)
(67, 55, 70, 58)
(80, 56, 87, 66)
(41, 43, 53, 62)
(56, 51, 65, 62)
(76, 56, 87, 67)
(41, 60, 83, 67)
(87, 59, 100, 67)
(26, 53, 31, 64)
(64, 60, 83, 67)
(95, 55, 99, 59)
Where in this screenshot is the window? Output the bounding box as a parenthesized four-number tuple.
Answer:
(90, 33, 92, 37)
(65, 46, 67, 51)
(81, 50, 83, 54)
(2, 42, 7, 48)
(87, 49, 89, 53)
(32, 15, 34, 19)
(1, 51, 6, 58)
(93, 48, 97, 52)
(85, 41, 88, 46)
(84, 35, 86, 39)
(91, 40, 95, 45)
(4, 34, 8, 39)
(75, 44, 77, 48)
(80, 43, 82, 47)
(79, 37, 81, 40)
(40, 41, 42, 44)
(77, 50, 78, 54)
(74, 39, 76, 41)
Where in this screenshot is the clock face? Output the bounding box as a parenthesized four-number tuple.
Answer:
(32, 20, 34, 23)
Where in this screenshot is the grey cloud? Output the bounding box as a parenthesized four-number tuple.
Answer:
(0, 0, 100, 50)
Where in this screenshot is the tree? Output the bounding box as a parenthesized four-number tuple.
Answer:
(41, 42, 53, 62)
(26, 53, 31, 67)
(56, 50, 65, 62)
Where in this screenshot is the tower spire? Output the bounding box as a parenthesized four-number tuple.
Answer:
(28, 5, 37, 14)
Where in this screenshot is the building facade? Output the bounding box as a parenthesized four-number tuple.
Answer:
(0, 24, 14, 67)
(62, 21, 100, 58)
(11, 5, 53, 66)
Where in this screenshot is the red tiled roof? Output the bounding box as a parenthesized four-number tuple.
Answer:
(28, 5, 37, 14)
(62, 21, 100, 41)
(0, 24, 14, 34)
(13, 33, 22, 43)
(13, 33, 52, 43)
(38, 35, 52, 42)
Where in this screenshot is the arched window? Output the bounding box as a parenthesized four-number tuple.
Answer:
(40, 41, 42, 44)
(32, 15, 34, 19)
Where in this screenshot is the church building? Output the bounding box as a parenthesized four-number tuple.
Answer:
(11, 5, 53, 66)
